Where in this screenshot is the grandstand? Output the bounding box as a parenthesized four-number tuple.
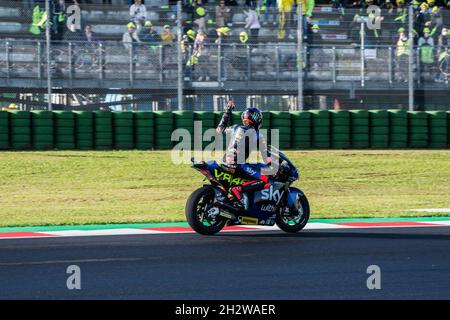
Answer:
(0, 0, 449, 110)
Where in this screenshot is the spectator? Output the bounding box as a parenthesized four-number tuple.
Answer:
(161, 25, 176, 44)
(140, 21, 159, 43)
(29, 3, 46, 36)
(215, 26, 232, 45)
(246, 0, 258, 7)
(83, 24, 98, 42)
(168, 0, 178, 20)
(437, 27, 449, 59)
(426, 0, 436, 9)
(367, 10, 384, 46)
(193, 0, 208, 32)
(306, 23, 320, 45)
(186, 29, 197, 43)
(245, 5, 261, 43)
(410, 0, 420, 9)
(416, 2, 432, 34)
(425, 6, 443, 36)
(216, 0, 231, 28)
(298, 0, 316, 39)
(349, 13, 362, 44)
(418, 27, 436, 80)
(123, 22, 141, 49)
(191, 31, 212, 81)
(239, 31, 249, 45)
(393, 0, 408, 32)
(224, 0, 238, 26)
(262, 0, 277, 25)
(182, 30, 196, 60)
(192, 31, 207, 60)
(129, 0, 147, 32)
(381, 0, 394, 10)
(418, 28, 435, 56)
(395, 27, 411, 82)
(277, 0, 295, 40)
(51, 0, 70, 40)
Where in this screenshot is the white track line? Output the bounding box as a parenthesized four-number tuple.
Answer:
(44, 228, 165, 237)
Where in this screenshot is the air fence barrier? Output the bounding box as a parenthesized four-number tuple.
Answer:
(0, 110, 448, 151)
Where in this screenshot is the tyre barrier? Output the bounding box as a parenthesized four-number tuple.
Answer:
(10, 110, 31, 150)
(0, 111, 9, 150)
(93, 111, 113, 150)
(54, 111, 75, 150)
(330, 110, 351, 149)
(389, 110, 408, 148)
(153, 111, 173, 150)
(113, 111, 134, 150)
(74, 111, 94, 150)
(408, 111, 429, 148)
(0, 110, 448, 150)
(350, 110, 370, 149)
(310, 110, 330, 149)
(134, 111, 154, 150)
(370, 110, 389, 148)
(290, 111, 311, 149)
(31, 110, 54, 150)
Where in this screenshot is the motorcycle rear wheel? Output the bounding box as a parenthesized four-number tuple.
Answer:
(185, 186, 227, 235)
(276, 193, 310, 233)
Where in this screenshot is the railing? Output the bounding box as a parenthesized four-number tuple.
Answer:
(1, 40, 449, 87)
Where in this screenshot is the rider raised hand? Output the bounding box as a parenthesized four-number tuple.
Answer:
(215, 104, 273, 210)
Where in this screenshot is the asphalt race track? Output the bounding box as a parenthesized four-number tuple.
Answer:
(0, 226, 449, 300)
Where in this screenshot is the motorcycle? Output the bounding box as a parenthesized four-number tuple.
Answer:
(185, 146, 310, 235)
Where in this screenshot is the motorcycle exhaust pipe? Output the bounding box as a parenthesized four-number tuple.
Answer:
(213, 200, 239, 221)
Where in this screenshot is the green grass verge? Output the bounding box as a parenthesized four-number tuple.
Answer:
(0, 150, 449, 227)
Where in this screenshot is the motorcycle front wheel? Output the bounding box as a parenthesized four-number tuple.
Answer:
(276, 192, 310, 233)
(185, 186, 227, 235)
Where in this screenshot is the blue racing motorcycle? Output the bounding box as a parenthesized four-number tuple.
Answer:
(186, 146, 310, 235)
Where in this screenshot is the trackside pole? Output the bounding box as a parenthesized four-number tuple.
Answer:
(360, 21, 365, 88)
(45, 0, 52, 110)
(177, 1, 183, 111)
(408, 5, 414, 111)
(297, 3, 304, 111)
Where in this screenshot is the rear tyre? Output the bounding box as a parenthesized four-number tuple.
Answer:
(185, 186, 226, 235)
(276, 192, 310, 233)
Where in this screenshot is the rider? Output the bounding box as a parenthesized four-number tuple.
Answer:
(216, 100, 272, 209)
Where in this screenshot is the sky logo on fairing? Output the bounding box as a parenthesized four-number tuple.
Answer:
(261, 186, 284, 202)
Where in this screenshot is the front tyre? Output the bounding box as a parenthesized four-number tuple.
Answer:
(276, 191, 310, 233)
(185, 186, 226, 235)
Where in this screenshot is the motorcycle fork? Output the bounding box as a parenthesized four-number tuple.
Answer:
(274, 183, 290, 215)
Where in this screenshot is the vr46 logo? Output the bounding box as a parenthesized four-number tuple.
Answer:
(214, 169, 248, 186)
(261, 186, 284, 202)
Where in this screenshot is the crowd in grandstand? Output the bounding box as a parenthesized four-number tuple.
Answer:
(20, 0, 450, 80)
(25, 1, 449, 45)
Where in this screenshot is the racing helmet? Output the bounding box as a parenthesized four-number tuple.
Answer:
(241, 108, 263, 130)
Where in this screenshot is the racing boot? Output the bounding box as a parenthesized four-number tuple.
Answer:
(230, 179, 269, 211)
(230, 186, 249, 211)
